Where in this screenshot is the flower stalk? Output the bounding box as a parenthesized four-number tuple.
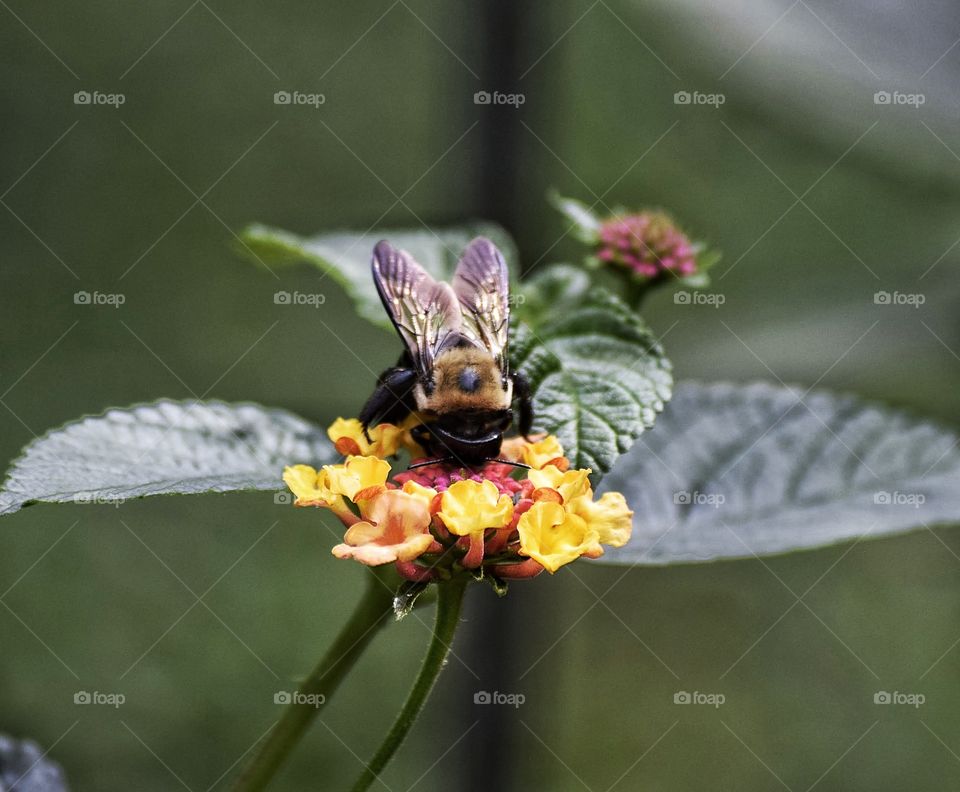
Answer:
(349, 575, 469, 792)
(232, 567, 396, 792)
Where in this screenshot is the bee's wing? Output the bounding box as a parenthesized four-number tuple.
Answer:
(452, 237, 511, 379)
(372, 241, 461, 383)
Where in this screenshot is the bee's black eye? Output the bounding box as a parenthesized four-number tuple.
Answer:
(458, 367, 481, 393)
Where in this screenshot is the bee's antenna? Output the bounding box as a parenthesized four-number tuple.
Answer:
(486, 458, 531, 470)
(407, 457, 455, 470)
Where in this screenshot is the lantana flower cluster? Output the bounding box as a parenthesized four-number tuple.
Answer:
(596, 211, 697, 280)
(282, 418, 633, 580)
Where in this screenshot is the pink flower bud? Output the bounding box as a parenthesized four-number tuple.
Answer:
(595, 211, 698, 282)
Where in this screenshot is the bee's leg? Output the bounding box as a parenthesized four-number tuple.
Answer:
(409, 422, 433, 449)
(358, 366, 418, 439)
(487, 459, 531, 470)
(512, 370, 534, 439)
(407, 456, 454, 470)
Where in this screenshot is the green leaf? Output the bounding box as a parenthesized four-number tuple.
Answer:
(511, 279, 672, 480)
(239, 222, 519, 331)
(0, 734, 70, 792)
(595, 381, 960, 565)
(678, 244, 721, 289)
(548, 191, 602, 243)
(515, 263, 593, 325)
(0, 400, 334, 516)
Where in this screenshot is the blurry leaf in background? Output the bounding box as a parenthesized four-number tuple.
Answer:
(0, 733, 70, 792)
(667, 0, 960, 182)
(239, 223, 519, 331)
(514, 263, 593, 322)
(548, 191, 602, 243)
(597, 381, 960, 564)
(0, 401, 333, 515)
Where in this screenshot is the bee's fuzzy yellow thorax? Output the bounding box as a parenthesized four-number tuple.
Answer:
(415, 347, 512, 413)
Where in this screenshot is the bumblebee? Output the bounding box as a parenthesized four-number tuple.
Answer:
(358, 237, 532, 468)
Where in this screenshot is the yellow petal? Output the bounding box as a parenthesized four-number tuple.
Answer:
(401, 480, 439, 510)
(569, 491, 633, 556)
(327, 417, 364, 451)
(324, 455, 391, 501)
(347, 455, 391, 492)
(327, 417, 405, 458)
(438, 479, 514, 536)
(520, 436, 566, 470)
(333, 490, 434, 566)
(516, 500, 592, 573)
(282, 464, 339, 506)
(499, 436, 529, 462)
(526, 465, 592, 503)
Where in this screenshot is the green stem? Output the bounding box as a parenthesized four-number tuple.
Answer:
(349, 576, 469, 792)
(625, 278, 650, 311)
(232, 568, 395, 792)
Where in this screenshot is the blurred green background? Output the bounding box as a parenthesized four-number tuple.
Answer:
(2, 1, 959, 789)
